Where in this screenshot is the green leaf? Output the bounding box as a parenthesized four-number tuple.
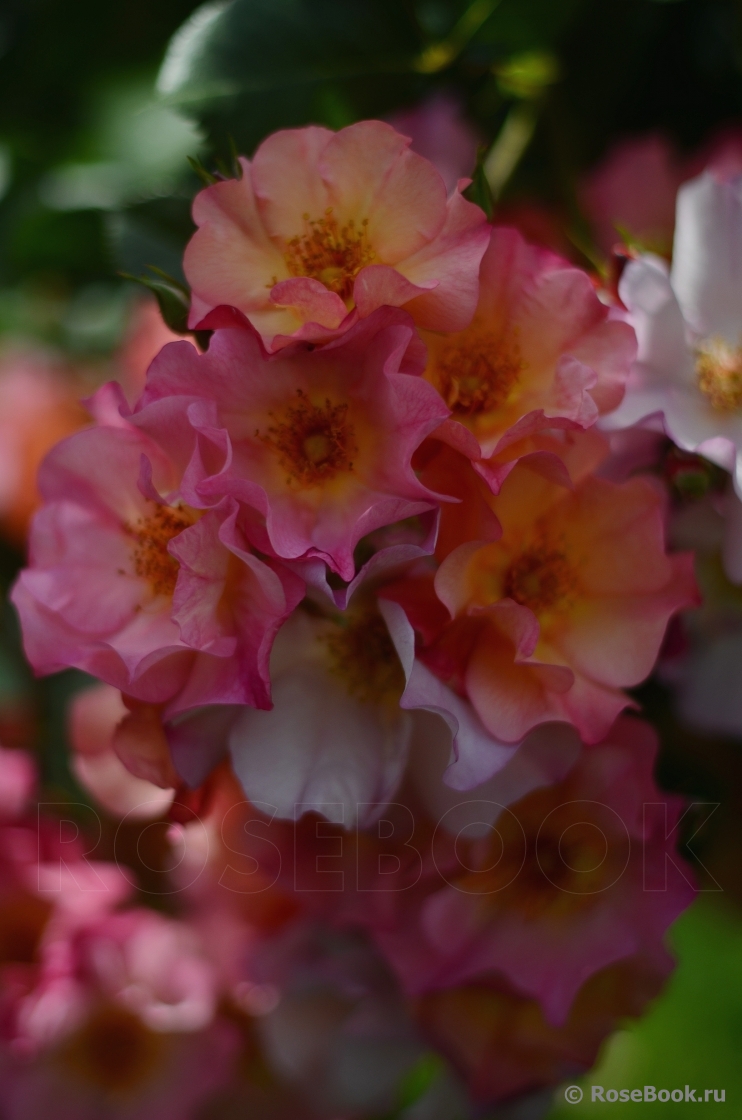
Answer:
(462, 146, 494, 219)
(157, 0, 426, 156)
(397, 1053, 445, 1110)
(119, 268, 190, 334)
(187, 154, 218, 186)
(119, 266, 211, 349)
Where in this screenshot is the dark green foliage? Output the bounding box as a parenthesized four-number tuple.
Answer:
(162, 0, 426, 158)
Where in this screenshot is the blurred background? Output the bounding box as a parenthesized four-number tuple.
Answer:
(2, 0, 742, 1115)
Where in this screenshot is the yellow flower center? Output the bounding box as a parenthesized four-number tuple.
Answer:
(503, 544, 574, 615)
(284, 209, 376, 303)
(428, 328, 523, 417)
(322, 605, 405, 707)
(695, 336, 742, 411)
(61, 1005, 166, 1095)
(127, 504, 196, 598)
(260, 389, 357, 487)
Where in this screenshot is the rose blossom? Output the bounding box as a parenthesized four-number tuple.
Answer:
(385, 432, 697, 745)
(604, 173, 742, 500)
(422, 226, 635, 460)
(183, 120, 490, 347)
(374, 717, 695, 1026)
(132, 308, 450, 582)
(11, 419, 303, 720)
(227, 599, 412, 827)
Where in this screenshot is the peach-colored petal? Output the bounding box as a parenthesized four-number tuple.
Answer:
(251, 125, 334, 239)
(465, 625, 572, 743)
(421, 227, 635, 454)
(185, 159, 287, 329)
(353, 264, 436, 318)
(556, 553, 699, 688)
(320, 120, 446, 257)
(270, 277, 347, 329)
(112, 700, 180, 788)
(400, 188, 491, 331)
(563, 476, 670, 597)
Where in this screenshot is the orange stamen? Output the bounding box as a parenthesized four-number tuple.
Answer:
(284, 209, 375, 303)
(127, 504, 195, 598)
(503, 544, 574, 615)
(260, 390, 357, 487)
(429, 328, 523, 416)
(695, 336, 742, 411)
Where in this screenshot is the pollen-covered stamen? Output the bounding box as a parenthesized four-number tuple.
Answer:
(284, 209, 376, 303)
(503, 544, 574, 615)
(260, 389, 357, 487)
(127, 504, 196, 598)
(430, 329, 523, 416)
(695, 336, 742, 411)
(61, 1005, 166, 1093)
(322, 605, 406, 706)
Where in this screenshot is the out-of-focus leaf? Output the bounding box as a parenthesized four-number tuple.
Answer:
(106, 196, 194, 284)
(471, 0, 583, 51)
(156, 0, 426, 155)
(494, 49, 559, 99)
(4, 206, 110, 283)
(38, 82, 204, 213)
(397, 1053, 445, 1110)
(484, 101, 538, 197)
(415, 0, 504, 73)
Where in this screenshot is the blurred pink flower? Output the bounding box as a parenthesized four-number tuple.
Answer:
(415, 946, 674, 1105)
(75, 909, 218, 1033)
(581, 127, 742, 257)
(245, 923, 442, 1119)
(581, 134, 682, 257)
(0, 746, 35, 822)
(0, 1013, 237, 1120)
(0, 351, 88, 547)
(68, 684, 175, 820)
(183, 120, 490, 346)
(375, 716, 695, 1026)
(387, 93, 480, 195)
(2, 853, 132, 1055)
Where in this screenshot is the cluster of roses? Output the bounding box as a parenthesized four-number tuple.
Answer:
(0, 708, 693, 1117)
(7, 117, 727, 1114)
